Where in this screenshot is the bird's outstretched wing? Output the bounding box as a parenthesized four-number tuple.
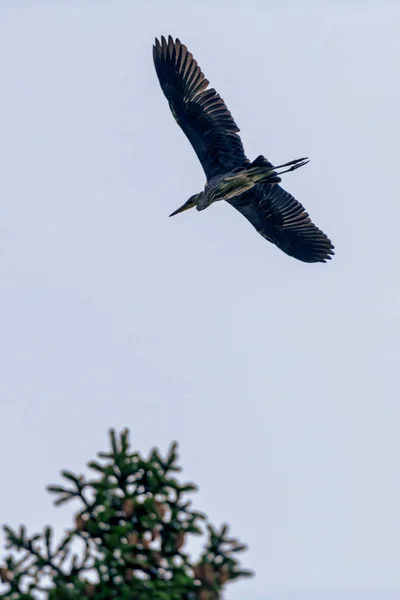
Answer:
(153, 36, 247, 180)
(228, 183, 334, 263)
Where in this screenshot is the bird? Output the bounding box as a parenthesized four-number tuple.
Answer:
(153, 35, 334, 263)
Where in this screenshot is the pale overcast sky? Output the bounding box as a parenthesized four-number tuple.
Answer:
(0, 2, 399, 599)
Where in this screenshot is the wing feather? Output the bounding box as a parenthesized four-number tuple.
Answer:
(228, 184, 334, 263)
(153, 35, 247, 180)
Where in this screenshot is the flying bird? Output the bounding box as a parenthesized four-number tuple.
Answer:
(153, 35, 334, 263)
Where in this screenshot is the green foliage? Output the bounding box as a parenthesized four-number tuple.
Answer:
(0, 429, 252, 599)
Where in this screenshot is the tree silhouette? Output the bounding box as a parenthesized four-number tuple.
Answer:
(0, 429, 252, 599)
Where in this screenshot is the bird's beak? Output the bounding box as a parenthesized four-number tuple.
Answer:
(169, 195, 198, 217)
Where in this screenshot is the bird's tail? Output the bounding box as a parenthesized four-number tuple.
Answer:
(247, 156, 281, 183)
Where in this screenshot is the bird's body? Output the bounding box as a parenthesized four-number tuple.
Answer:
(201, 161, 280, 208)
(175, 155, 309, 216)
(153, 35, 334, 263)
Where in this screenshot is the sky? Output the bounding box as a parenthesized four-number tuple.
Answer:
(0, 2, 399, 599)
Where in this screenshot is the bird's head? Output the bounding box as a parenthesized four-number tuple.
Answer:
(169, 192, 202, 217)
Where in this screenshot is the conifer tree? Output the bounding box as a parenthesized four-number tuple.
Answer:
(0, 429, 252, 599)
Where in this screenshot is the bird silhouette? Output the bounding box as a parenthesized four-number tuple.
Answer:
(153, 35, 334, 263)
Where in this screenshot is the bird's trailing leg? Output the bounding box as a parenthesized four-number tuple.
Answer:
(248, 155, 309, 180)
(272, 157, 310, 175)
(245, 155, 310, 186)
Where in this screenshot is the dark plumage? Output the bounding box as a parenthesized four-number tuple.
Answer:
(153, 35, 334, 263)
